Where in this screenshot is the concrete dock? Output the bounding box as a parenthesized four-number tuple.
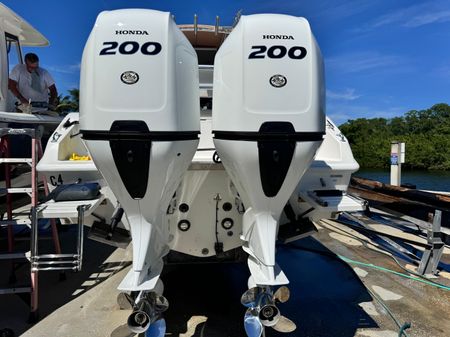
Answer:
(1, 217, 449, 337)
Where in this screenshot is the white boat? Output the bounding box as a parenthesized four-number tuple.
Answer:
(36, 113, 130, 239)
(0, 3, 65, 194)
(38, 9, 364, 336)
(0, 3, 64, 126)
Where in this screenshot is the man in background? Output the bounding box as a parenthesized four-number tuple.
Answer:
(8, 52, 58, 113)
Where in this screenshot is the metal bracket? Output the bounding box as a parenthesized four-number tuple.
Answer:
(417, 210, 444, 276)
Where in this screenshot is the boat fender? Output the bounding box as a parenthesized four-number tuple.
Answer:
(46, 182, 101, 202)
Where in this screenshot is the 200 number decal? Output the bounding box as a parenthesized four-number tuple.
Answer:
(100, 41, 162, 56)
(248, 45, 307, 59)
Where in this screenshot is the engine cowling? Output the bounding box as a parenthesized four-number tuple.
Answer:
(212, 14, 325, 285)
(80, 9, 200, 290)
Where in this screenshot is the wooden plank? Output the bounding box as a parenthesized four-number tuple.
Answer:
(351, 176, 450, 210)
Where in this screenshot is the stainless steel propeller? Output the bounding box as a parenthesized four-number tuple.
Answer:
(273, 285, 290, 303)
(244, 308, 263, 337)
(259, 303, 280, 327)
(272, 315, 296, 333)
(241, 285, 296, 336)
(153, 294, 169, 314)
(241, 286, 263, 308)
(128, 291, 169, 335)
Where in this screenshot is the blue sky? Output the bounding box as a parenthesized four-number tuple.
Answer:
(4, 0, 450, 125)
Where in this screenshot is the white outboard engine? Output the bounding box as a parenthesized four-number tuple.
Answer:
(213, 14, 325, 286)
(80, 9, 200, 291)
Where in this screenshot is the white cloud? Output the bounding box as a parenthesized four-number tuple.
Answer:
(46, 63, 80, 74)
(327, 102, 406, 125)
(404, 10, 450, 27)
(327, 88, 361, 101)
(326, 52, 403, 74)
(246, 0, 375, 23)
(313, 0, 375, 21)
(365, 1, 450, 30)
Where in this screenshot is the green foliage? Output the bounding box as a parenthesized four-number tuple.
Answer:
(339, 103, 450, 170)
(56, 88, 79, 113)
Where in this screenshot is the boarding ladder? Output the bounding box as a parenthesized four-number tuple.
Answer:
(0, 125, 73, 321)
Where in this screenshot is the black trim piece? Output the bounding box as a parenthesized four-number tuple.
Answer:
(81, 130, 200, 141)
(109, 121, 151, 199)
(258, 122, 296, 197)
(314, 190, 343, 197)
(213, 130, 324, 142)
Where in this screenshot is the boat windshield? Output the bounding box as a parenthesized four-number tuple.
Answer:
(5, 33, 22, 73)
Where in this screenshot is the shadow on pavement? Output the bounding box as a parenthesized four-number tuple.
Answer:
(0, 227, 129, 336)
(161, 236, 377, 337)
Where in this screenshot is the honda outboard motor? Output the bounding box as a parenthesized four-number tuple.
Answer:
(213, 14, 325, 285)
(80, 9, 200, 291)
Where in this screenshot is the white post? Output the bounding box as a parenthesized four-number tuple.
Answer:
(390, 141, 405, 186)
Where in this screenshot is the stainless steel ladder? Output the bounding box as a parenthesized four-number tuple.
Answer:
(30, 203, 90, 272)
(0, 126, 62, 321)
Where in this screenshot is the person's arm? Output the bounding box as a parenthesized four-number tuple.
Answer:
(49, 84, 58, 106)
(43, 69, 58, 106)
(8, 79, 28, 104)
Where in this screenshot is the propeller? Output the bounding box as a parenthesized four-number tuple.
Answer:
(241, 285, 296, 336)
(241, 287, 263, 308)
(145, 293, 169, 337)
(117, 292, 134, 310)
(273, 316, 296, 333)
(154, 294, 169, 313)
(273, 286, 290, 303)
(128, 300, 152, 333)
(128, 291, 169, 335)
(244, 308, 263, 337)
(259, 304, 280, 327)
